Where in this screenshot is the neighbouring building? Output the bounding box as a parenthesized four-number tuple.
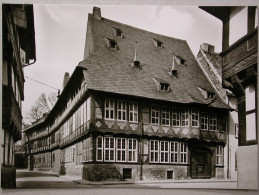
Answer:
(196, 43, 238, 181)
(200, 6, 258, 189)
(14, 135, 28, 169)
(2, 4, 36, 188)
(24, 7, 232, 181)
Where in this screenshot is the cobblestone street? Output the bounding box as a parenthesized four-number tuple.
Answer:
(1, 169, 257, 195)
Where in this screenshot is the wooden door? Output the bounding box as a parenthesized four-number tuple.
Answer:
(191, 148, 212, 178)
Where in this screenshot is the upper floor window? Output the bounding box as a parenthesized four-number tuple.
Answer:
(191, 108, 199, 127)
(129, 102, 138, 122)
(161, 107, 170, 126)
(209, 114, 217, 131)
(229, 7, 248, 46)
(181, 108, 189, 127)
(151, 105, 160, 125)
(216, 146, 224, 166)
(245, 84, 256, 141)
(105, 99, 115, 120)
(172, 108, 180, 127)
(201, 112, 208, 130)
(117, 100, 127, 121)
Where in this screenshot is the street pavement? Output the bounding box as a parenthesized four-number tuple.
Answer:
(7, 169, 257, 195)
(16, 169, 239, 189)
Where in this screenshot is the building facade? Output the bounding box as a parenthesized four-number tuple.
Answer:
(2, 4, 36, 188)
(24, 7, 231, 181)
(200, 6, 258, 189)
(196, 43, 238, 180)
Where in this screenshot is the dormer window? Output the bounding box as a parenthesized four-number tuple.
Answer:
(152, 39, 163, 48)
(104, 37, 117, 49)
(175, 56, 186, 66)
(171, 69, 178, 78)
(132, 60, 140, 69)
(160, 83, 170, 91)
(207, 92, 215, 99)
(111, 27, 123, 37)
(151, 77, 170, 92)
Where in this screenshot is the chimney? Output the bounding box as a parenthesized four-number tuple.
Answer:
(62, 72, 70, 90)
(200, 43, 215, 53)
(93, 7, 102, 20)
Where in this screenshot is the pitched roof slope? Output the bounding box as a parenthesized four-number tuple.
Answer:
(79, 12, 229, 109)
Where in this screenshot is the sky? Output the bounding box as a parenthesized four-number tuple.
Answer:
(22, 5, 223, 120)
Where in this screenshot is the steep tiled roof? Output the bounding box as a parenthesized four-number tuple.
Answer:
(79, 12, 230, 109)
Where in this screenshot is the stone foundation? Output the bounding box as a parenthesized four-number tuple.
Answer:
(1, 164, 16, 188)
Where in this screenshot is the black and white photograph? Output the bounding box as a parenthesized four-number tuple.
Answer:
(1, 1, 258, 194)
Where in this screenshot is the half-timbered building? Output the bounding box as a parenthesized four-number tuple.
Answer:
(2, 4, 36, 188)
(24, 7, 232, 181)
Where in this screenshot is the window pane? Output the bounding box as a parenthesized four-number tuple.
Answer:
(246, 113, 256, 141)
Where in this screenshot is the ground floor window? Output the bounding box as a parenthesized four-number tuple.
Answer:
(167, 170, 174, 179)
(83, 137, 93, 162)
(104, 137, 115, 161)
(150, 140, 188, 164)
(216, 146, 223, 166)
(96, 137, 138, 162)
(123, 168, 132, 180)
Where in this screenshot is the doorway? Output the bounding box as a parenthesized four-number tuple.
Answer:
(191, 148, 212, 178)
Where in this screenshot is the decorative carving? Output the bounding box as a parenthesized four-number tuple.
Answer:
(192, 128, 198, 135)
(152, 126, 159, 132)
(229, 45, 246, 61)
(105, 120, 114, 128)
(234, 54, 257, 72)
(163, 127, 170, 134)
(117, 122, 126, 130)
(96, 121, 102, 128)
(182, 128, 189, 135)
(130, 124, 138, 131)
(173, 127, 180, 134)
(158, 127, 165, 134)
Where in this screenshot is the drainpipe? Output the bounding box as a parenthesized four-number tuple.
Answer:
(226, 102, 230, 179)
(139, 108, 143, 181)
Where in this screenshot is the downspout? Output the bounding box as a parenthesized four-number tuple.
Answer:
(227, 100, 230, 179)
(139, 107, 143, 181)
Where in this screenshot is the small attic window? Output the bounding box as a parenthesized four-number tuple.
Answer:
(104, 37, 117, 49)
(151, 77, 170, 92)
(152, 39, 163, 48)
(175, 56, 186, 66)
(132, 60, 140, 69)
(161, 83, 170, 91)
(171, 69, 178, 78)
(111, 27, 123, 37)
(207, 92, 215, 99)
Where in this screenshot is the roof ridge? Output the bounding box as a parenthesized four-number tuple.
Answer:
(89, 13, 187, 43)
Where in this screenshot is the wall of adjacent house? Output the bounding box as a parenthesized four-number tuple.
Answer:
(51, 149, 61, 174)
